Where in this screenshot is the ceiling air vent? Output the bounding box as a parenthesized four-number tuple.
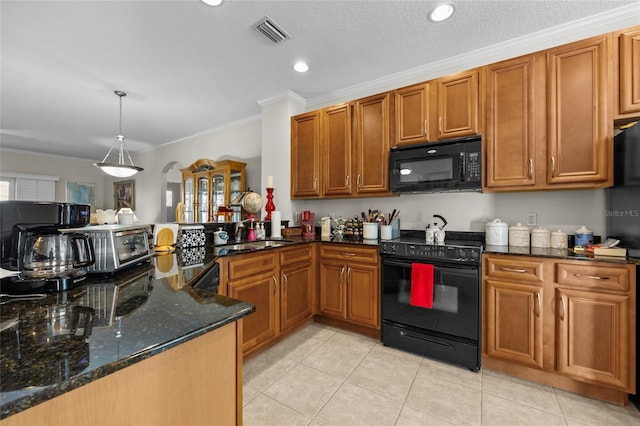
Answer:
(254, 16, 291, 45)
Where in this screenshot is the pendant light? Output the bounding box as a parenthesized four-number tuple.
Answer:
(94, 90, 144, 178)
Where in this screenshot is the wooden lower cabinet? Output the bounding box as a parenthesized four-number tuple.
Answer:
(318, 244, 380, 329)
(280, 245, 314, 332)
(225, 251, 279, 354)
(483, 254, 636, 404)
(2, 321, 243, 426)
(556, 287, 631, 390)
(484, 279, 544, 369)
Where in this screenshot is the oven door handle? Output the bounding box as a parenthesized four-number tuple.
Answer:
(399, 330, 454, 349)
(382, 259, 415, 269)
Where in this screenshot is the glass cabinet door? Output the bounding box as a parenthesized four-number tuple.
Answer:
(212, 174, 225, 215)
(183, 177, 194, 222)
(197, 176, 209, 222)
(230, 169, 242, 222)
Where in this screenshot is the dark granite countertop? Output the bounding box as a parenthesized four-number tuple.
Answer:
(0, 251, 255, 420)
(484, 245, 640, 265)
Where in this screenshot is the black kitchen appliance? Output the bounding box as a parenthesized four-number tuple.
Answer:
(389, 136, 482, 194)
(1, 201, 92, 293)
(607, 121, 640, 407)
(380, 230, 483, 371)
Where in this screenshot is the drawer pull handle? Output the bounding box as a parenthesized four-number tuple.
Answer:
(499, 267, 528, 273)
(574, 273, 610, 280)
(342, 253, 356, 256)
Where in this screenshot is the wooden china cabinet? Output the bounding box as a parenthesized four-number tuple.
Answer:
(181, 159, 246, 223)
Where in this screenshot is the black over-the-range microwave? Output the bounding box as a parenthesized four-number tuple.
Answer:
(389, 136, 482, 193)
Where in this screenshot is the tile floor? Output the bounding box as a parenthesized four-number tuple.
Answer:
(243, 322, 640, 426)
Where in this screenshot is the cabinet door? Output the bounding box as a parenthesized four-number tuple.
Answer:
(228, 274, 278, 352)
(280, 262, 314, 332)
(354, 92, 392, 194)
(196, 174, 210, 222)
(319, 260, 346, 320)
(556, 288, 631, 390)
(546, 35, 612, 185)
(395, 83, 430, 146)
(346, 263, 379, 328)
(291, 111, 321, 198)
(618, 27, 640, 116)
(323, 104, 353, 196)
(183, 177, 194, 222)
(435, 69, 480, 140)
(484, 279, 543, 369)
(484, 54, 542, 189)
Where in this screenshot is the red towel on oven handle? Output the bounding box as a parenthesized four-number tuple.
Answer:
(410, 263, 434, 309)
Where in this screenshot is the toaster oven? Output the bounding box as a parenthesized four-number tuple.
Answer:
(63, 224, 154, 274)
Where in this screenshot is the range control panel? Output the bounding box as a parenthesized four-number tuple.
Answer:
(380, 241, 481, 265)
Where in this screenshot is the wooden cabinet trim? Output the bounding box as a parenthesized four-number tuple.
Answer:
(617, 26, 640, 117)
(318, 244, 379, 264)
(227, 251, 277, 281)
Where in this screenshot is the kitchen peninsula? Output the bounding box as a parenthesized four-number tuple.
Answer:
(0, 254, 254, 425)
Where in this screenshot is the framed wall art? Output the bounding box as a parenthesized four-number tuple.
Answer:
(114, 180, 135, 209)
(65, 182, 96, 206)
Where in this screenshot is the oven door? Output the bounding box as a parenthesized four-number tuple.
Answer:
(381, 256, 479, 341)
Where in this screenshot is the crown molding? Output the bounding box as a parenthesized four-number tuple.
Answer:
(257, 90, 306, 108)
(305, 3, 640, 111)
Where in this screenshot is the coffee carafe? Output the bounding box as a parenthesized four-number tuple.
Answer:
(21, 232, 95, 279)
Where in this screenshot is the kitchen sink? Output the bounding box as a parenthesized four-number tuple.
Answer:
(214, 239, 295, 255)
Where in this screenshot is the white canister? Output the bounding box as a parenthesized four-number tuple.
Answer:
(531, 227, 551, 248)
(213, 228, 229, 246)
(509, 222, 531, 247)
(362, 222, 379, 240)
(551, 229, 568, 249)
(574, 226, 594, 247)
(486, 219, 509, 246)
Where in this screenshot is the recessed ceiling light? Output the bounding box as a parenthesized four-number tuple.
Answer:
(293, 61, 309, 73)
(429, 3, 455, 22)
(202, 0, 224, 6)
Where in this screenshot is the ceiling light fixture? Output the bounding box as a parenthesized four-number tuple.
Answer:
(428, 3, 455, 22)
(201, 0, 224, 6)
(94, 91, 144, 178)
(293, 61, 309, 73)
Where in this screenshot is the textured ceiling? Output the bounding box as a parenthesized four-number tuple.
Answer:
(1, 0, 638, 161)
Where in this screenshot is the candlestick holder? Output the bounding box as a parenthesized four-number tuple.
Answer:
(265, 187, 275, 220)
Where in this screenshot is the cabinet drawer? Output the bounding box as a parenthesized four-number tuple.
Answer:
(319, 244, 379, 264)
(556, 263, 630, 291)
(280, 245, 313, 265)
(227, 251, 277, 281)
(484, 256, 545, 283)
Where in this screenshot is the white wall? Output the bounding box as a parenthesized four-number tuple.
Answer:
(0, 149, 108, 209)
(290, 189, 607, 238)
(128, 116, 263, 224)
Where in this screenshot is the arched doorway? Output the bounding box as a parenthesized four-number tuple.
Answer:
(160, 161, 184, 223)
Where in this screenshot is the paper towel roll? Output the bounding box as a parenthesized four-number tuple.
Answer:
(271, 211, 282, 238)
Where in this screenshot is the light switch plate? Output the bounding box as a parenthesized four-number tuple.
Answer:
(526, 213, 537, 227)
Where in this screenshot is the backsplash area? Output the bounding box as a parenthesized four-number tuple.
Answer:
(294, 189, 607, 237)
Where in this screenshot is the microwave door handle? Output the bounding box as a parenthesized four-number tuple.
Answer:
(459, 152, 465, 182)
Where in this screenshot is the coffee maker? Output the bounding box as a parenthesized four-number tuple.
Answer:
(301, 211, 316, 239)
(1, 201, 93, 293)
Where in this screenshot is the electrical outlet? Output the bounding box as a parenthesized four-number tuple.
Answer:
(526, 213, 537, 227)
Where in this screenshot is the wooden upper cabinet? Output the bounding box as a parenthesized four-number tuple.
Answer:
(323, 104, 352, 196)
(354, 92, 393, 195)
(484, 54, 543, 189)
(434, 69, 480, 140)
(394, 82, 430, 146)
(546, 35, 613, 186)
(291, 111, 321, 198)
(616, 26, 640, 118)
